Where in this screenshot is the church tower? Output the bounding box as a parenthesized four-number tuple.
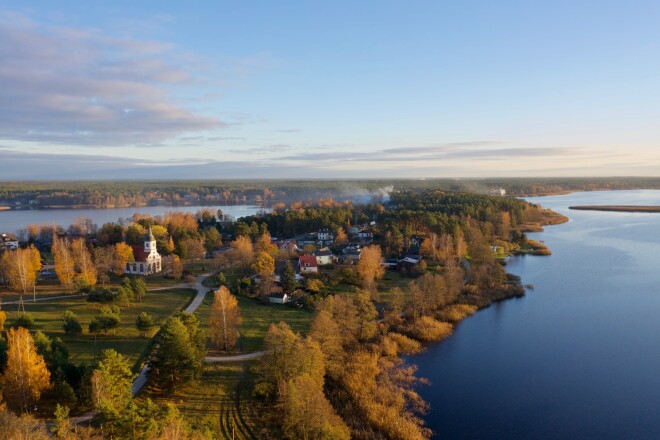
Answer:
(145, 226, 156, 253)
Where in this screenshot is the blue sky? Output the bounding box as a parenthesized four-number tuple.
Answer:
(1, 1, 660, 179)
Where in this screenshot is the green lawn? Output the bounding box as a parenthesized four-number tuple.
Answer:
(0, 273, 181, 303)
(195, 294, 314, 354)
(2, 287, 196, 368)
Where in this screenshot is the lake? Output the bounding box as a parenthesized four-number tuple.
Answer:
(0, 205, 263, 234)
(415, 190, 660, 439)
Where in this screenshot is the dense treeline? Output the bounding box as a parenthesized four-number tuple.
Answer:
(3, 177, 659, 208)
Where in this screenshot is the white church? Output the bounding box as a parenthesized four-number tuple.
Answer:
(124, 226, 162, 276)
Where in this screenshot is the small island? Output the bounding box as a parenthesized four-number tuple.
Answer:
(569, 205, 660, 213)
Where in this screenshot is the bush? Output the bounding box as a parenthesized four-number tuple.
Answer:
(62, 311, 82, 335)
(437, 304, 478, 323)
(403, 316, 453, 342)
(386, 332, 423, 355)
(87, 288, 114, 302)
(12, 313, 35, 329)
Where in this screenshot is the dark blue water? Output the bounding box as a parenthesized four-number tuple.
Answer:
(0, 204, 262, 234)
(415, 190, 660, 439)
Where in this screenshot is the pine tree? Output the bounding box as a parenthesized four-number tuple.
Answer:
(281, 260, 297, 295)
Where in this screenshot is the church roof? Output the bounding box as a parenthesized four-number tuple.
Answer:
(132, 245, 150, 262)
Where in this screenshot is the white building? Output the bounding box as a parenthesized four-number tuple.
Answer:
(125, 226, 162, 276)
(0, 233, 19, 251)
(317, 229, 335, 241)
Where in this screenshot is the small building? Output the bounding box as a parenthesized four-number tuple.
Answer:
(277, 240, 300, 254)
(125, 226, 162, 276)
(318, 228, 335, 242)
(269, 291, 291, 304)
(0, 233, 19, 251)
(298, 255, 319, 274)
(313, 248, 334, 266)
(397, 256, 421, 272)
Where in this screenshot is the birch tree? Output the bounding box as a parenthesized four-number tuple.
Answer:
(209, 287, 241, 350)
(71, 238, 97, 288)
(4, 327, 51, 413)
(52, 236, 75, 293)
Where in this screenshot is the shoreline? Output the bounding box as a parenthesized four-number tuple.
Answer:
(569, 205, 660, 213)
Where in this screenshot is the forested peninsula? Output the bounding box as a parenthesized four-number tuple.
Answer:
(0, 188, 567, 439)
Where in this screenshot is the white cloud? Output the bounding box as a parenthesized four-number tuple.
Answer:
(0, 11, 222, 146)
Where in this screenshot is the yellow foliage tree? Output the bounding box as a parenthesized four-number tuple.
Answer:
(334, 226, 348, 246)
(52, 236, 75, 293)
(209, 286, 242, 351)
(4, 327, 51, 413)
(252, 251, 275, 297)
(71, 238, 97, 288)
(230, 236, 255, 269)
(3, 248, 37, 302)
(113, 242, 135, 276)
(357, 245, 385, 291)
(256, 231, 278, 258)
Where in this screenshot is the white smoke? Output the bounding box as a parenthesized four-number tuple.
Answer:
(374, 185, 394, 203)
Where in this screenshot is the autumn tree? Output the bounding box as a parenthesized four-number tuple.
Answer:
(28, 245, 42, 302)
(334, 226, 348, 246)
(2, 248, 36, 301)
(113, 242, 135, 276)
(284, 374, 351, 440)
(180, 238, 206, 270)
(70, 238, 97, 288)
(209, 286, 241, 351)
(252, 251, 275, 297)
(170, 255, 184, 280)
(52, 236, 75, 293)
(4, 327, 51, 413)
(230, 235, 255, 269)
(357, 245, 385, 291)
(256, 230, 278, 258)
(92, 246, 113, 286)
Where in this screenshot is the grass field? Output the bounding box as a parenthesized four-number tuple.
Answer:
(195, 293, 314, 354)
(0, 272, 181, 303)
(1, 287, 195, 368)
(142, 362, 263, 440)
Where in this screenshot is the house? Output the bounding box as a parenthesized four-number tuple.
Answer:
(277, 240, 300, 254)
(313, 248, 334, 266)
(358, 231, 374, 240)
(0, 233, 19, 251)
(397, 256, 421, 272)
(125, 226, 162, 276)
(298, 255, 319, 274)
(274, 260, 303, 283)
(317, 229, 334, 242)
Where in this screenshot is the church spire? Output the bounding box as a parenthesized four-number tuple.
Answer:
(146, 225, 155, 242)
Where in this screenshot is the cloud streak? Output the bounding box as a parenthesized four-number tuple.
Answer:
(0, 11, 222, 146)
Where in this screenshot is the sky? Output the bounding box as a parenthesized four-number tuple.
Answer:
(1, 1, 660, 179)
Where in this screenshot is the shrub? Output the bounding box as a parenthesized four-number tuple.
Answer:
(12, 313, 35, 329)
(386, 332, 423, 355)
(87, 288, 114, 302)
(403, 316, 453, 342)
(62, 311, 82, 335)
(437, 304, 478, 323)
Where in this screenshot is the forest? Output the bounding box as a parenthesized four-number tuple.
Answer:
(1, 177, 660, 209)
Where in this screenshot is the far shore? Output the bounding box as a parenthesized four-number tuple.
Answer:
(569, 205, 660, 213)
